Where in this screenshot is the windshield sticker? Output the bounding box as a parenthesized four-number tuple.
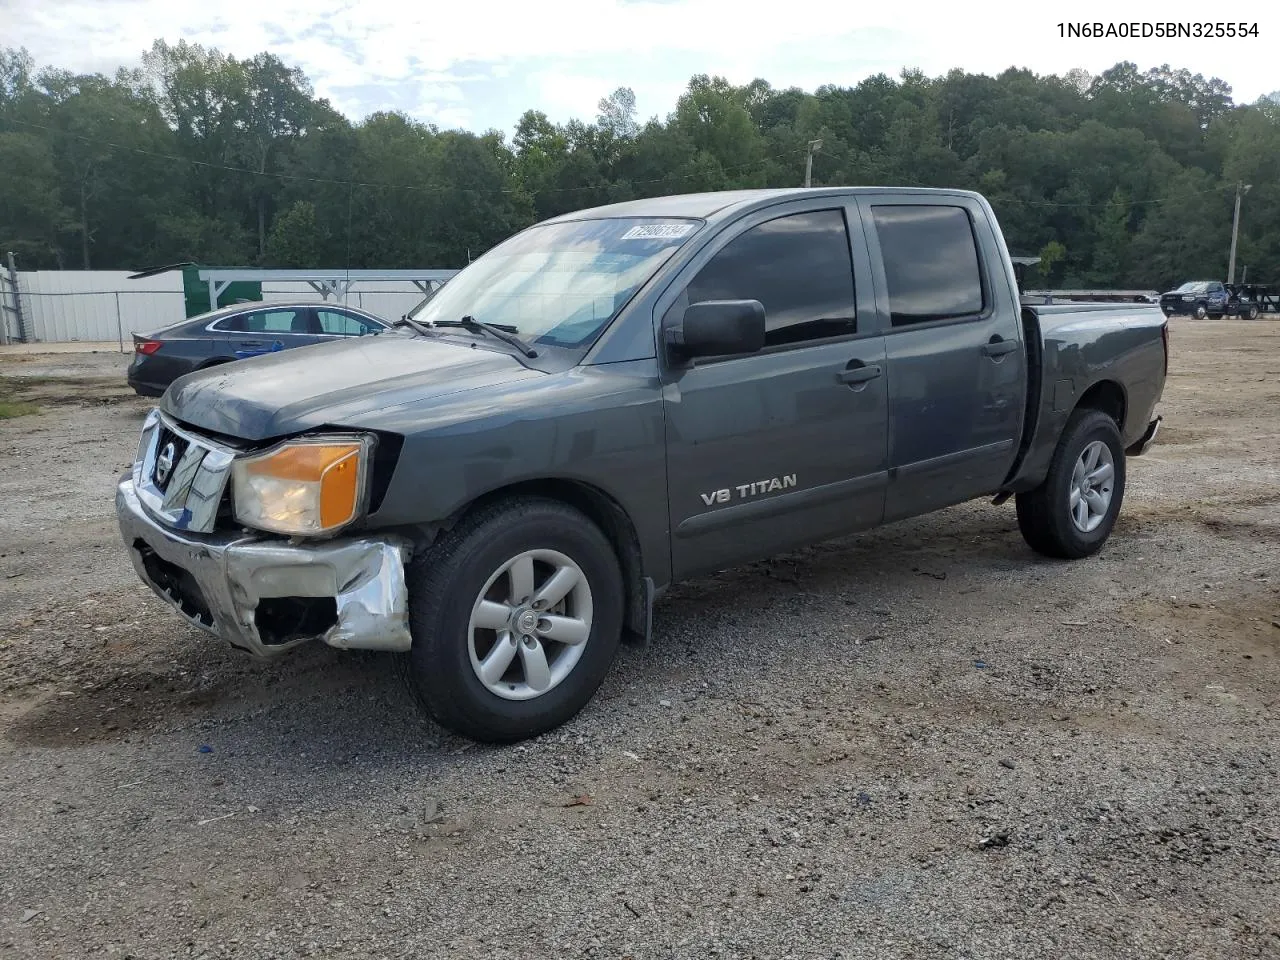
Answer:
(620, 223, 696, 240)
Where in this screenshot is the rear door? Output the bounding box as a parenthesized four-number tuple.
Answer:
(214, 306, 317, 357)
(659, 198, 889, 579)
(857, 195, 1025, 520)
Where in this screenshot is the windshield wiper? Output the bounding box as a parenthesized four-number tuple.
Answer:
(391, 315, 434, 337)
(432, 316, 538, 358)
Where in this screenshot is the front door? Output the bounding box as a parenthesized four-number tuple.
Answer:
(859, 197, 1026, 520)
(660, 202, 889, 580)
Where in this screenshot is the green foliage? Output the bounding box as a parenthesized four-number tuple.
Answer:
(265, 200, 323, 267)
(1, 43, 1278, 288)
(0, 131, 71, 266)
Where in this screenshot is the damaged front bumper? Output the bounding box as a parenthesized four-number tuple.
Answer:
(116, 477, 412, 657)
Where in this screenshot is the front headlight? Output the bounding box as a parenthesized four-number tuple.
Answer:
(231, 435, 371, 536)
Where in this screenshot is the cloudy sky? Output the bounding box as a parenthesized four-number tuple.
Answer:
(8, 0, 1275, 135)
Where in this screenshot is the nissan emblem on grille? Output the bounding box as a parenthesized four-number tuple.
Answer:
(155, 441, 176, 486)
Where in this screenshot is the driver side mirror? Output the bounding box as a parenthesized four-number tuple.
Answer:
(666, 299, 766, 361)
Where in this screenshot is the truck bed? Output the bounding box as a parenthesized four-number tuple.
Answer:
(1006, 301, 1167, 494)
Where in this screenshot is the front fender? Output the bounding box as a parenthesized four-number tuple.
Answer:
(357, 360, 672, 586)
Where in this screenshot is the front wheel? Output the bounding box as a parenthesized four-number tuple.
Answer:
(1015, 410, 1127, 559)
(401, 497, 624, 743)
(1194, 305, 1208, 320)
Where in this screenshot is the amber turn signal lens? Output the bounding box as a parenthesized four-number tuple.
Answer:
(318, 449, 361, 528)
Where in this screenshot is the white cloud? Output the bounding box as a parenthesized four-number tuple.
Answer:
(7, 0, 1277, 133)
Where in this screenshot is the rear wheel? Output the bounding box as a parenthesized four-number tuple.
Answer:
(1245, 304, 1260, 320)
(1015, 410, 1126, 559)
(401, 497, 624, 743)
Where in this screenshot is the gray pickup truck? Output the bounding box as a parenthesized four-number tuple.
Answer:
(116, 187, 1167, 742)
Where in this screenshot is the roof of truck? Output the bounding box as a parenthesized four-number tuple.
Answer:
(543, 186, 983, 224)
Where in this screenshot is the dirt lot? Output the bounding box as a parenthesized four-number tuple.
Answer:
(1, 321, 1278, 959)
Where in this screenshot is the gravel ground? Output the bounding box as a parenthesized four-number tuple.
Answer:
(1, 319, 1278, 959)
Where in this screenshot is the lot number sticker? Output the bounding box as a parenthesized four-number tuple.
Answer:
(620, 223, 696, 240)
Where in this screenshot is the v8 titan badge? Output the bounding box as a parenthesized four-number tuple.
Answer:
(700, 474, 798, 506)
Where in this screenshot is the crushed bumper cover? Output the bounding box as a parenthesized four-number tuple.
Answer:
(1126, 415, 1162, 457)
(116, 477, 412, 657)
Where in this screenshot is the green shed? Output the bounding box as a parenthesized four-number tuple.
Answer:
(127, 262, 263, 318)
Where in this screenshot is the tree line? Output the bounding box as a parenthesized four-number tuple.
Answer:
(1, 39, 1278, 289)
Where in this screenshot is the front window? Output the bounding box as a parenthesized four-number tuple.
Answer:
(684, 209, 856, 346)
(1175, 281, 1210, 293)
(317, 309, 380, 336)
(410, 218, 701, 350)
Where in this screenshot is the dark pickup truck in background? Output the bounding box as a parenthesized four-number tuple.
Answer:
(1159, 280, 1272, 320)
(1160, 280, 1231, 319)
(116, 187, 1168, 742)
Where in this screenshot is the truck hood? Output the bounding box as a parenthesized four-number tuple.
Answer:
(161, 334, 543, 441)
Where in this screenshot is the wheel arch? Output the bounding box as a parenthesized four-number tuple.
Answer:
(443, 478, 649, 643)
(196, 355, 236, 370)
(1074, 379, 1127, 434)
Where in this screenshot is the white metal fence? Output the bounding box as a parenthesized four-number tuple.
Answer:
(15, 271, 185, 345)
(1, 271, 437, 347)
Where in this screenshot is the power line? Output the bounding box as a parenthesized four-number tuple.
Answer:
(993, 184, 1231, 209)
(807, 154, 1234, 209)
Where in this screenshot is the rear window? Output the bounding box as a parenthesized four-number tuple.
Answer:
(871, 205, 985, 326)
(220, 309, 311, 334)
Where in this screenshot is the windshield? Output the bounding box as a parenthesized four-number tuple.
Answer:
(1175, 281, 1211, 293)
(410, 217, 701, 349)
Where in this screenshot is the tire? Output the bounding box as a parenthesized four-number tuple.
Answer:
(1246, 305, 1260, 321)
(400, 497, 624, 743)
(1194, 305, 1208, 320)
(1015, 410, 1127, 560)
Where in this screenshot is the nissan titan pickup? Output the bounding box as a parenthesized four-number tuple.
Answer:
(116, 187, 1167, 742)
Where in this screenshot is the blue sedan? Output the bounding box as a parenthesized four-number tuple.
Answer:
(127, 301, 391, 397)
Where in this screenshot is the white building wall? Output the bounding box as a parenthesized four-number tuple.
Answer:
(10, 273, 435, 343)
(20, 271, 184, 343)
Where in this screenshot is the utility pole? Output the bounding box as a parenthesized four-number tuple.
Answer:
(1227, 181, 1252, 284)
(804, 139, 823, 188)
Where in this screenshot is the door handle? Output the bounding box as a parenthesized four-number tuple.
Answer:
(837, 363, 883, 385)
(982, 338, 1018, 358)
